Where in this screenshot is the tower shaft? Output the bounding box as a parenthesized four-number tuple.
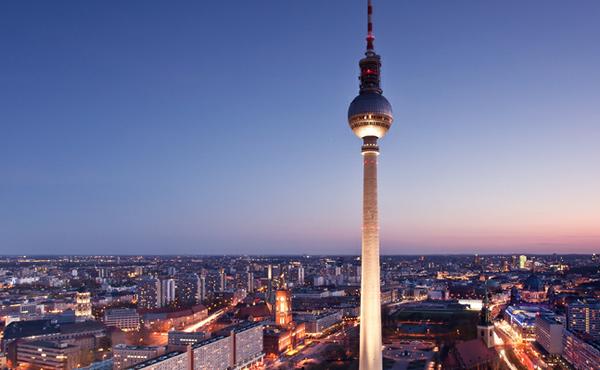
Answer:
(359, 148, 382, 370)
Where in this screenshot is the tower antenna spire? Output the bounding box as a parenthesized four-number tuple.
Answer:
(367, 0, 375, 51)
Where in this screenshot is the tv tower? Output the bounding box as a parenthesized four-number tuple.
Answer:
(347, 1, 393, 369)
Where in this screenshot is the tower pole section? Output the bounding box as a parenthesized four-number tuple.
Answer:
(359, 137, 382, 370)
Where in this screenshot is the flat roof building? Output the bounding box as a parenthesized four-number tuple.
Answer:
(113, 344, 166, 370)
(567, 299, 600, 339)
(167, 331, 207, 347)
(563, 329, 600, 369)
(104, 308, 140, 331)
(17, 340, 79, 370)
(535, 315, 564, 355)
(191, 335, 232, 370)
(126, 350, 190, 370)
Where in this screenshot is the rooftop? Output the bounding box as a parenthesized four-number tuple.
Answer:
(127, 351, 185, 369)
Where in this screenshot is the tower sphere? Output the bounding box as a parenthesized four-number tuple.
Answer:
(348, 92, 393, 139)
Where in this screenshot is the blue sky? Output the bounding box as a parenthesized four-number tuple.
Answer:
(1, 1, 599, 255)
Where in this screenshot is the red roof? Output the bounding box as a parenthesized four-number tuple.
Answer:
(455, 339, 497, 368)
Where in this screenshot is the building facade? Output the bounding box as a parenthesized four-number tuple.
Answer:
(137, 277, 161, 310)
(562, 330, 600, 369)
(175, 273, 200, 307)
(275, 289, 292, 327)
(125, 350, 190, 370)
(535, 315, 564, 355)
(567, 299, 600, 339)
(168, 331, 207, 347)
(103, 308, 140, 331)
(160, 278, 176, 307)
(113, 344, 166, 370)
(300, 310, 343, 336)
(17, 340, 79, 370)
(191, 336, 232, 370)
(75, 291, 93, 319)
(231, 322, 264, 368)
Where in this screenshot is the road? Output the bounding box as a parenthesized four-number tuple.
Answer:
(183, 308, 227, 332)
(267, 321, 358, 369)
(495, 320, 548, 370)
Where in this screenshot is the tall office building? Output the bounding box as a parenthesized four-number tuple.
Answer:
(247, 271, 255, 293)
(192, 336, 233, 370)
(175, 273, 201, 307)
(535, 315, 564, 355)
(297, 266, 305, 286)
(567, 299, 600, 339)
(562, 329, 600, 369)
(137, 277, 161, 310)
(215, 322, 265, 368)
(219, 268, 226, 292)
(75, 291, 92, 320)
(519, 255, 527, 269)
(347, 1, 393, 369)
(199, 274, 207, 302)
(160, 278, 176, 307)
(266, 264, 274, 304)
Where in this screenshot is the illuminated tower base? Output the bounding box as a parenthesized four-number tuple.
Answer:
(359, 141, 383, 370)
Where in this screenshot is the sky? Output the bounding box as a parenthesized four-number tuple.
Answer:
(1, 0, 599, 255)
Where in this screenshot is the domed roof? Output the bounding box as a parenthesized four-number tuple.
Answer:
(485, 279, 500, 288)
(348, 92, 393, 120)
(523, 274, 544, 292)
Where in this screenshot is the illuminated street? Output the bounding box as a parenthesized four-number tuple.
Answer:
(182, 308, 227, 333)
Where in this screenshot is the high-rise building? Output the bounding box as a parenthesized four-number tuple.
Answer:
(266, 265, 274, 304)
(247, 272, 255, 293)
(347, 1, 393, 369)
(535, 315, 564, 355)
(175, 273, 200, 307)
(215, 322, 265, 368)
(219, 268, 226, 292)
(567, 299, 600, 339)
(75, 291, 92, 320)
(519, 255, 527, 269)
(275, 289, 293, 328)
(191, 336, 233, 370)
(137, 276, 161, 310)
(199, 274, 206, 302)
(160, 278, 176, 307)
(563, 329, 600, 369)
(297, 266, 305, 286)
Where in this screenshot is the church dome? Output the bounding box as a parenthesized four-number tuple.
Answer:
(523, 274, 544, 292)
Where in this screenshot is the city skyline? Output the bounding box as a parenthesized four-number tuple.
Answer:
(2, 0, 600, 255)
